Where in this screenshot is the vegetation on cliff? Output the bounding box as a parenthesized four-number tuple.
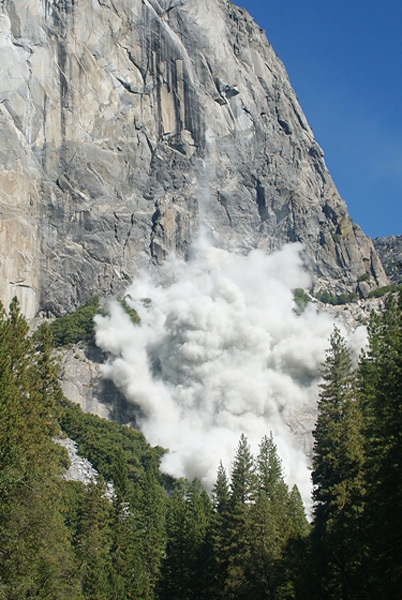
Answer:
(0, 293, 401, 598)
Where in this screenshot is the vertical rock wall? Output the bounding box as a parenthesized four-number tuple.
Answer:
(0, 0, 387, 316)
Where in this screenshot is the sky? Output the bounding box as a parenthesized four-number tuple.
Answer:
(238, 0, 401, 239)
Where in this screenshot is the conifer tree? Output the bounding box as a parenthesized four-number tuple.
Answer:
(257, 434, 283, 492)
(185, 478, 214, 600)
(0, 299, 81, 598)
(136, 458, 167, 599)
(358, 293, 402, 598)
(221, 434, 256, 599)
(0, 301, 23, 497)
(210, 461, 231, 597)
(287, 485, 310, 540)
(230, 433, 255, 506)
(311, 326, 365, 599)
(76, 478, 115, 600)
(245, 434, 307, 599)
(213, 461, 230, 511)
(159, 478, 213, 600)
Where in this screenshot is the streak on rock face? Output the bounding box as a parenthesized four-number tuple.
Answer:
(0, 0, 387, 316)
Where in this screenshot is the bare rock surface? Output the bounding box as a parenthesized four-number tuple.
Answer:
(58, 343, 138, 424)
(373, 236, 402, 285)
(55, 436, 98, 485)
(0, 0, 387, 317)
(56, 435, 115, 498)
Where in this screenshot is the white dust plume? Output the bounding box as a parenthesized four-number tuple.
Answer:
(94, 240, 365, 505)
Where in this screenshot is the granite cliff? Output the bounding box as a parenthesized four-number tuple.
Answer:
(0, 0, 387, 317)
(373, 236, 402, 285)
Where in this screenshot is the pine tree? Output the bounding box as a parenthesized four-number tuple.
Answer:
(283, 485, 311, 600)
(158, 478, 213, 600)
(136, 458, 167, 599)
(76, 478, 115, 600)
(213, 461, 230, 514)
(257, 433, 283, 496)
(0, 301, 23, 498)
(358, 293, 402, 598)
(210, 461, 231, 598)
(221, 434, 256, 599)
(287, 485, 310, 540)
(230, 433, 255, 506)
(245, 434, 306, 599)
(311, 326, 365, 599)
(0, 299, 82, 598)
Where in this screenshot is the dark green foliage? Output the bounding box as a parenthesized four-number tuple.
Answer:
(73, 478, 115, 600)
(357, 272, 371, 283)
(310, 326, 365, 599)
(136, 462, 168, 598)
(117, 295, 141, 325)
(0, 299, 165, 599)
(357, 293, 402, 597)
(288, 485, 310, 539)
(315, 290, 358, 305)
(292, 288, 310, 314)
(57, 399, 167, 599)
(308, 297, 402, 598)
(247, 436, 309, 599)
(2, 292, 401, 599)
(230, 433, 256, 505)
(158, 479, 213, 600)
(368, 283, 401, 298)
(222, 435, 256, 599)
(35, 294, 141, 349)
(213, 461, 230, 513)
(57, 397, 163, 486)
(38, 296, 104, 347)
(0, 299, 82, 598)
(210, 434, 309, 600)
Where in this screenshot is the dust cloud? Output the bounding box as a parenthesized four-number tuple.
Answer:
(95, 239, 365, 504)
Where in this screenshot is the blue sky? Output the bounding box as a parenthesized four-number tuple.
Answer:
(238, 0, 401, 238)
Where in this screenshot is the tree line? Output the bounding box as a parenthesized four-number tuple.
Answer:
(0, 293, 400, 598)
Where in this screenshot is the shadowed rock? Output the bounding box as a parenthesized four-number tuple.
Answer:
(0, 0, 387, 316)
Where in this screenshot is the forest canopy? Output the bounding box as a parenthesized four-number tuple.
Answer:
(0, 292, 401, 599)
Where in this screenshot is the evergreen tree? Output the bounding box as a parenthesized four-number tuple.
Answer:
(257, 433, 284, 497)
(213, 460, 230, 514)
(158, 480, 190, 600)
(287, 485, 310, 540)
(136, 458, 167, 599)
(221, 434, 255, 599)
(210, 461, 231, 598)
(186, 478, 214, 600)
(245, 435, 306, 599)
(0, 302, 23, 498)
(311, 326, 365, 599)
(0, 299, 81, 598)
(158, 478, 213, 600)
(283, 485, 311, 599)
(76, 478, 115, 600)
(230, 433, 256, 506)
(358, 293, 402, 598)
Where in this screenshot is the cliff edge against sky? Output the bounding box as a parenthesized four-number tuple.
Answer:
(0, 0, 387, 317)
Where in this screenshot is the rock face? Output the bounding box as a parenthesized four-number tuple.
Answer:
(0, 0, 387, 317)
(55, 436, 99, 485)
(373, 236, 402, 285)
(58, 343, 139, 423)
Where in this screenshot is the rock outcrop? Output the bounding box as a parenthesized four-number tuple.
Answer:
(373, 236, 402, 285)
(58, 342, 139, 423)
(0, 0, 387, 317)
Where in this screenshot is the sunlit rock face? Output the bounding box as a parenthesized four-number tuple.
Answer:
(0, 0, 387, 317)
